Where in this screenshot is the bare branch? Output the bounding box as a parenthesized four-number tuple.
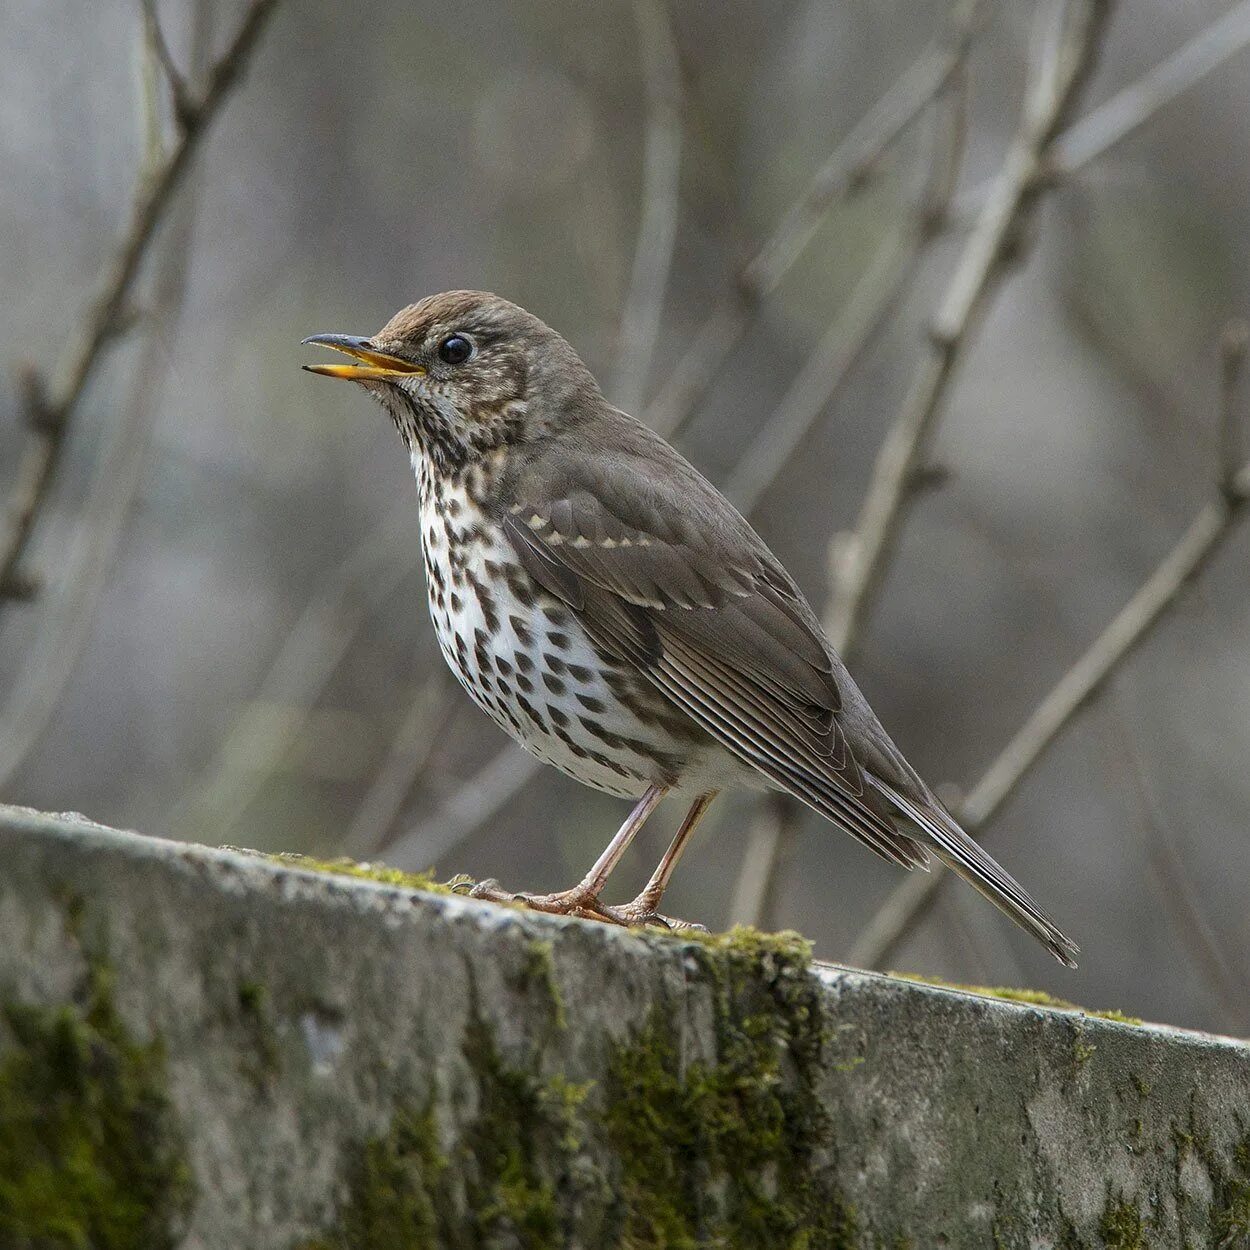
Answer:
(611, 0, 683, 413)
(1052, 0, 1250, 175)
(955, 0, 1250, 219)
(0, 0, 283, 614)
(140, 0, 195, 128)
(724, 230, 915, 512)
(388, 749, 545, 871)
(1108, 699, 1250, 1034)
(1220, 318, 1249, 500)
(344, 669, 457, 858)
(644, 0, 982, 439)
(168, 515, 416, 842)
(725, 57, 971, 514)
(736, 0, 981, 307)
(826, 0, 1113, 658)
(728, 793, 801, 927)
(849, 453, 1250, 970)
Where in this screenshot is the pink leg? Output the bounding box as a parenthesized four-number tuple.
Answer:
(613, 791, 718, 927)
(468, 785, 668, 921)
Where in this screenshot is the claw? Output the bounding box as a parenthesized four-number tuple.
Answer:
(466, 878, 515, 902)
(609, 902, 709, 932)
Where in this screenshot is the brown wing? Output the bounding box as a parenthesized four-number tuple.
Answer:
(497, 411, 1080, 967)
(499, 414, 928, 869)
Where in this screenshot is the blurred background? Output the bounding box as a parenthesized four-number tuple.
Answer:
(2, 0, 1249, 1033)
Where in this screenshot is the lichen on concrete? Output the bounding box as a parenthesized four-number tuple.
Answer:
(889, 970, 1143, 1025)
(258, 851, 456, 896)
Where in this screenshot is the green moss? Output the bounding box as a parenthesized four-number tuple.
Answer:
(264, 852, 456, 896)
(304, 1009, 592, 1248)
(1072, 1025, 1097, 1069)
(889, 972, 1142, 1025)
(1099, 1200, 1147, 1248)
(519, 939, 566, 1033)
(1166, 1123, 1250, 1245)
(1212, 1134, 1250, 1247)
(236, 978, 281, 1087)
(301, 1107, 446, 1249)
(1092, 1009, 1144, 1026)
(604, 925, 859, 1248)
(1215, 1181, 1250, 1246)
(0, 956, 193, 1247)
(457, 1012, 563, 1243)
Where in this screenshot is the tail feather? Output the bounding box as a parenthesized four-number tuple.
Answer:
(868, 775, 1080, 968)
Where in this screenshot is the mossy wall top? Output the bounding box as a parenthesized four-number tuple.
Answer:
(2, 807, 1249, 1248)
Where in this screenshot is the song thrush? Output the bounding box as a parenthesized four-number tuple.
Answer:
(303, 291, 1078, 966)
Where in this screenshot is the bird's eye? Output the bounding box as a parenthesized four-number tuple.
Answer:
(437, 334, 474, 365)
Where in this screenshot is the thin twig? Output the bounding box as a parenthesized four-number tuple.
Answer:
(728, 792, 801, 926)
(644, 0, 982, 439)
(955, 0, 1250, 219)
(389, 748, 546, 870)
(141, 0, 195, 127)
(611, 0, 683, 413)
(1108, 695, 1250, 1034)
(1052, 0, 1250, 175)
(726, 58, 970, 514)
(1145, 828, 1250, 1035)
(344, 668, 457, 858)
(737, 2, 980, 306)
(1220, 318, 1249, 500)
(826, 0, 1114, 658)
(0, 0, 283, 613)
(849, 455, 1250, 970)
(723, 229, 915, 512)
(168, 514, 416, 842)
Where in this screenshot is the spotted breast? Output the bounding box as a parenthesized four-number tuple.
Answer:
(415, 453, 723, 800)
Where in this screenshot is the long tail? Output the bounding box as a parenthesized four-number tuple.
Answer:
(868, 775, 1080, 968)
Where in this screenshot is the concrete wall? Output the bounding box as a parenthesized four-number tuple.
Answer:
(0, 803, 1247, 1248)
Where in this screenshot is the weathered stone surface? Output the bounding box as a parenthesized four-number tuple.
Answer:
(1, 802, 1248, 1248)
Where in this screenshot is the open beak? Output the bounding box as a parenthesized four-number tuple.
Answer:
(301, 334, 425, 381)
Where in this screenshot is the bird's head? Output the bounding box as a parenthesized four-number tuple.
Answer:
(302, 290, 600, 472)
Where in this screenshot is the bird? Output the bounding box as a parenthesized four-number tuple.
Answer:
(302, 290, 1079, 967)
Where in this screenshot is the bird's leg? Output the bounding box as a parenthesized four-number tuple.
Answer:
(610, 791, 717, 929)
(467, 784, 668, 921)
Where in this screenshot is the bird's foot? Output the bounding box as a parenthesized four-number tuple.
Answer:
(607, 898, 708, 932)
(454, 878, 705, 931)
(458, 878, 618, 923)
